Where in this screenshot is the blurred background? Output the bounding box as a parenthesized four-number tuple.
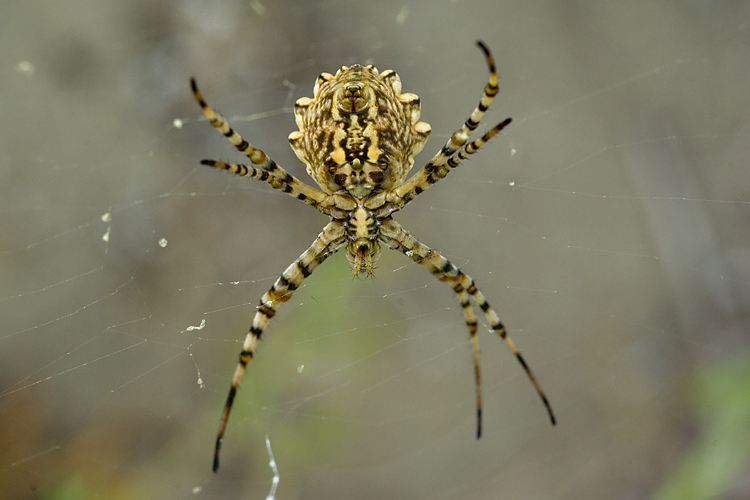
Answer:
(2, 1, 749, 499)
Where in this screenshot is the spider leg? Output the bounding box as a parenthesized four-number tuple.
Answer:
(389, 41, 509, 208)
(191, 79, 338, 211)
(213, 220, 347, 472)
(379, 219, 555, 437)
(198, 159, 337, 213)
(386, 118, 512, 214)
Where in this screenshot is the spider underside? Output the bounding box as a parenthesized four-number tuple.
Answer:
(191, 41, 555, 473)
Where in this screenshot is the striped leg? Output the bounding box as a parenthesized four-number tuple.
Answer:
(213, 221, 347, 472)
(387, 117, 512, 213)
(191, 78, 330, 209)
(391, 41, 506, 205)
(199, 159, 331, 211)
(379, 219, 555, 437)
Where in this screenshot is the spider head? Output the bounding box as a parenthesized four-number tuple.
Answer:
(346, 238, 382, 276)
(288, 64, 431, 197)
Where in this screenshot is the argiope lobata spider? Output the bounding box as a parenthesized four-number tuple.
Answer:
(191, 41, 556, 472)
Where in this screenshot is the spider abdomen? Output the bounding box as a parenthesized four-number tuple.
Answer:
(288, 64, 431, 197)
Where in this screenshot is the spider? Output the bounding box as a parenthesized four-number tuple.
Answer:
(191, 41, 556, 472)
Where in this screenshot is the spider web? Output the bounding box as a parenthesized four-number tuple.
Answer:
(2, 1, 750, 499)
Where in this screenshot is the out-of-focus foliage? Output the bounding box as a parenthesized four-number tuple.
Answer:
(655, 354, 750, 500)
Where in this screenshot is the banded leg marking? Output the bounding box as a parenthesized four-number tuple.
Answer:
(191, 78, 328, 207)
(213, 221, 347, 472)
(199, 159, 329, 209)
(389, 117, 512, 213)
(379, 219, 555, 438)
(191, 78, 275, 167)
(392, 41, 505, 205)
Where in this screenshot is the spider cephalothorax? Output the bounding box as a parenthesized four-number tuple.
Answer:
(191, 41, 555, 473)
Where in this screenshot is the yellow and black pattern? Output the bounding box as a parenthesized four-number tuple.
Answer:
(379, 219, 556, 438)
(385, 117, 514, 215)
(191, 41, 554, 472)
(191, 79, 336, 213)
(390, 41, 501, 206)
(196, 158, 348, 215)
(288, 63, 431, 196)
(213, 221, 347, 471)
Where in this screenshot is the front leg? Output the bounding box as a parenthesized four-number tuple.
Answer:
(378, 219, 555, 437)
(213, 220, 347, 472)
(199, 159, 339, 214)
(385, 42, 510, 212)
(385, 118, 512, 214)
(192, 78, 350, 214)
(192, 78, 282, 170)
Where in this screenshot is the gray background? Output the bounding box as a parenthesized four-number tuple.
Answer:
(2, 1, 749, 499)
